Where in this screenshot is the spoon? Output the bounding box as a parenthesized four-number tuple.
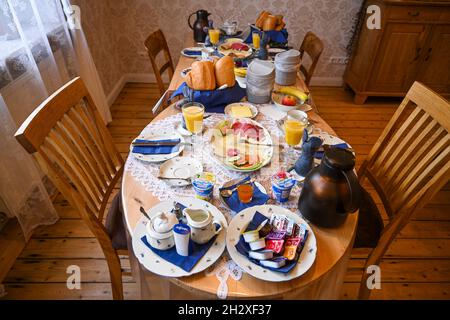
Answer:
(139, 206, 151, 220)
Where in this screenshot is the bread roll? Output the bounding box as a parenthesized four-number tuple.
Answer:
(263, 15, 277, 31)
(256, 11, 270, 29)
(214, 56, 236, 88)
(186, 61, 216, 90)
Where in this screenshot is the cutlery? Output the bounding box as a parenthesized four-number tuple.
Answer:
(158, 176, 193, 183)
(139, 206, 151, 220)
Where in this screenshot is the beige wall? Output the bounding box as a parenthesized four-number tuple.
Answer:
(73, 0, 362, 97)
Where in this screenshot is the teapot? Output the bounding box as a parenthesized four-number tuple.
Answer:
(188, 10, 211, 42)
(183, 208, 223, 244)
(222, 21, 238, 35)
(298, 147, 361, 228)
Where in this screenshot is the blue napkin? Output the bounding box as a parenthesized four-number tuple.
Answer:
(219, 177, 270, 213)
(182, 49, 202, 57)
(314, 143, 349, 159)
(244, 25, 289, 45)
(169, 82, 247, 113)
(132, 139, 181, 155)
(141, 234, 217, 273)
(234, 211, 307, 273)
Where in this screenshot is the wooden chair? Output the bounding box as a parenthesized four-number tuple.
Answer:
(144, 29, 174, 97)
(357, 82, 450, 299)
(15, 77, 128, 300)
(299, 31, 324, 86)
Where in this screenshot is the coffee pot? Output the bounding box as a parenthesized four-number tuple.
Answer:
(298, 147, 361, 228)
(188, 9, 211, 42)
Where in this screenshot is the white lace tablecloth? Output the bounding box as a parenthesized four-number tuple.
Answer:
(124, 112, 304, 223)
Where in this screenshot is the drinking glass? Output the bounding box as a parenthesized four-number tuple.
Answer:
(182, 102, 205, 145)
(208, 29, 220, 49)
(237, 183, 254, 203)
(252, 32, 261, 49)
(284, 119, 305, 166)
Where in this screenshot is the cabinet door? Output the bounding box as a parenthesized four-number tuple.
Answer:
(368, 23, 429, 93)
(417, 25, 450, 94)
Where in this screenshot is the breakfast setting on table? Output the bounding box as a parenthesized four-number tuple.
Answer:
(124, 9, 361, 300)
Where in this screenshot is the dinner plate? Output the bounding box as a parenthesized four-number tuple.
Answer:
(130, 131, 185, 163)
(218, 43, 253, 59)
(219, 179, 267, 212)
(226, 205, 317, 282)
(224, 102, 258, 119)
(159, 157, 203, 187)
(210, 118, 274, 172)
(181, 47, 203, 58)
(132, 197, 228, 277)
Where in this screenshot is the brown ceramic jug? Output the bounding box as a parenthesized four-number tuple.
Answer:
(298, 147, 361, 228)
(188, 10, 211, 43)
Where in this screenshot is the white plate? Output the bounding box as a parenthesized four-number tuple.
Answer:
(131, 131, 185, 163)
(224, 102, 258, 119)
(181, 47, 203, 58)
(226, 205, 317, 282)
(132, 198, 228, 277)
(210, 119, 274, 172)
(219, 179, 267, 212)
(159, 157, 203, 187)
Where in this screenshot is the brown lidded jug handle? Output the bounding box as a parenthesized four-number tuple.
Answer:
(340, 169, 361, 213)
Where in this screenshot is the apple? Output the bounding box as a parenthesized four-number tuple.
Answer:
(281, 95, 297, 106)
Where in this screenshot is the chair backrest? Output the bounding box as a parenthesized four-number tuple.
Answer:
(15, 77, 124, 235)
(299, 31, 324, 86)
(360, 81, 450, 221)
(144, 29, 174, 96)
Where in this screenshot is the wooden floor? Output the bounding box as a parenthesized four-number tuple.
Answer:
(1, 83, 449, 299)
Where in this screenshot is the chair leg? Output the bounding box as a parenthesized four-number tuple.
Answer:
(105, 252, 124, 300)
(357, 212, 410, 299)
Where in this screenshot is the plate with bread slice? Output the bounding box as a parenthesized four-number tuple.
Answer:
(218, 42, 253, 59)
(210, 118, 273, 172)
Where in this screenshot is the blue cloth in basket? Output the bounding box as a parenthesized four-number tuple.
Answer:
(244, 25, 289, 45)
(169, 82, 247, 113)
(140, 202, 219, 273)
(314, 143, 349, 159)
(132, 139, 181, 155)
(234, 211, 307, 273)
(219, 176, 270, 213)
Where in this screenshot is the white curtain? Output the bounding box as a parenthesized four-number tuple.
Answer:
(0, 0, 110, 239)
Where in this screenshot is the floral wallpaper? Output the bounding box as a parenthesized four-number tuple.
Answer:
(73, 0, 362, 96)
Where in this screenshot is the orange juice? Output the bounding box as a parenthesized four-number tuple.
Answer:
(182, 104, 204, 134)
(284, 120, 305, 146)
(252, 32, 260, 49)
(237, 184, 254, 203)
(209, 29, 220, 45)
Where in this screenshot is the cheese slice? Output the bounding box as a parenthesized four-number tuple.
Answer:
(231, 105, 253, 118)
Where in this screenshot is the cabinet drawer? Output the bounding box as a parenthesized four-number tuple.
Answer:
(387, 6, 441, 22)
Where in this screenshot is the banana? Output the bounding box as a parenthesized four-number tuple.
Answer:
(234, 67, 247, 77)
(277, 87, 309, 101)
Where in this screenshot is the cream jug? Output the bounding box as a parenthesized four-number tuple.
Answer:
(183, 208, 222, 244)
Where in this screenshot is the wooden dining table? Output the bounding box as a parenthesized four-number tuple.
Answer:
(121, 36, 358, 300)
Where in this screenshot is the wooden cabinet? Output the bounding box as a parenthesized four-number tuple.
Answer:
(344, 0, 450, 104)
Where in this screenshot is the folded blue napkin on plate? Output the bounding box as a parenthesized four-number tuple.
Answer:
(132, 139, 181, 155)
(219, 176, 270, 213)
(183, 49, 202, 56)
(140, 202, 219, 273)
(141, 234, 217, 273)
(235, 211, 307, 274)
(314, 143, 349, 159)
(169, 82, 247, 113)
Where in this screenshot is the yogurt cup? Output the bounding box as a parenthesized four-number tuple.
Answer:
(173, 223, 191, 256)
(271, 171, 296, 203)
(192, 172, 216, 201)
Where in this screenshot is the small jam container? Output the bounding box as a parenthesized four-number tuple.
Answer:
(260, 257, 287, 269)
(249, 249, 274, 260)
(242, 229, 260, 243)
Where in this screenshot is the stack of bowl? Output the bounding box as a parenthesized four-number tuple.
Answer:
(246, 59, 275, 104)
(274, 49, 301, 86)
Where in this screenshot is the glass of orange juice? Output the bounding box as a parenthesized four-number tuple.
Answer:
(252, 32, 261, 49)
(208, 29, 220, 48)
(237, 183, 254, 203)
(284, 119, 305, 146)
(182, 102, 205, 144)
